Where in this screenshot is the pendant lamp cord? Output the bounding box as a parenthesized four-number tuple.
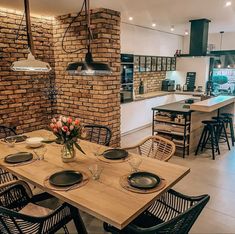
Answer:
(219, 31, 224, 51)
(24, 0, 35, 55)
(62, 0, 93, 54)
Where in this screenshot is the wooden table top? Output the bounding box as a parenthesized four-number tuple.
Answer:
(0, 130, 190, 230)
(190, 95, 235, 112)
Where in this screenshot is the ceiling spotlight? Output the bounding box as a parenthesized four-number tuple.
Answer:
(225, 1, 232, 6)
(152, 23, 156, 27)
(185, 30, 189, 35)
(128, 16, 133, 21)
(170, 25, 175, 32)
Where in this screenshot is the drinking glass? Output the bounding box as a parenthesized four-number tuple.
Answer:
(88, 164, 103, 180)
(128, 156, 143, 172)
(93, 145, 104, 157)
(34, 147, 47, 160)
(5, 137, 16, 148)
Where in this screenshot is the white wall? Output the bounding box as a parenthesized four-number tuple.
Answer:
(166, 57, 210, 90)
(121, 23, 183, 56)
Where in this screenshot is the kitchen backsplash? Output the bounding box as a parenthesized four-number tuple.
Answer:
(133, 71, 167, 95)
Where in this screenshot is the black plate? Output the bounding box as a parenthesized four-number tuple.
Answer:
(49, 170, 83, 187)
(4, 152, 33, 164)
(103, 149, 128, 160)
(5, 135, 28, 143)
(128, 172, 161, 190)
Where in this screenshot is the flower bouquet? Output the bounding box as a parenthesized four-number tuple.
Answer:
(50, 116, 85, 162)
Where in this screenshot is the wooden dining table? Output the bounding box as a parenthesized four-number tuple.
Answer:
(0, 129, 190, 232)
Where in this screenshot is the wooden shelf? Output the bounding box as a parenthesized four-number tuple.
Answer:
(153, 129, 189, 136)
(154, 118, 190, 126)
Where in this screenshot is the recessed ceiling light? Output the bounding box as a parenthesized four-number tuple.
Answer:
(128, 16, 133, 21)
(152, 23, 156, 27)
(170, 25, 175, 32)
(185, 30, 189, 35)
(225, 1, 232, 6)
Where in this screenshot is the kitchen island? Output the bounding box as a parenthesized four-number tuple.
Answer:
(152, 96, 235, 157)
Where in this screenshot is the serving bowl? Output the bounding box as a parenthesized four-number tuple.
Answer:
(26, 137, 44, 148)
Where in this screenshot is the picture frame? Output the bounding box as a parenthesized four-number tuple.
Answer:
(146, 56, 151, 72)
(134, 56, 140, 72)
(161, 57, 167, 71)
(157, 57, 162, 71)
(139, 56, 146, 72)
(151, 57, 156, 71)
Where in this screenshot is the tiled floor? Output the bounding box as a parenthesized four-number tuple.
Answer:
(64, 126, 235, 233)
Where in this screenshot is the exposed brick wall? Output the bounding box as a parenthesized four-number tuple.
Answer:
(0, 8, 121, 146)
(134, 71, 166, 95)
(0, 10, 56, 134)
(53, 8, 121, 146)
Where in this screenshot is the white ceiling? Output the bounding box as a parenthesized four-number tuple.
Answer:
(0, 0, 235, 35)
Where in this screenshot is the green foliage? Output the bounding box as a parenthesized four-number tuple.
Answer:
(212, 75, 228, 84)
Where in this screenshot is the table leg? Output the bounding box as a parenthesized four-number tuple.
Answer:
(69, 205, 88, 234)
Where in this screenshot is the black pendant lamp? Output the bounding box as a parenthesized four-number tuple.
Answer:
(66, 0, 112, 76)
(11, 0, 51, 72)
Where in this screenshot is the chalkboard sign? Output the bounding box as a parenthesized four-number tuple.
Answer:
(186, 72, 196, 91)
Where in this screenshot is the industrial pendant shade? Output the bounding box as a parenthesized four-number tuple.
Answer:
(11, 0, 51, 72)
(66, 0, 112, 76)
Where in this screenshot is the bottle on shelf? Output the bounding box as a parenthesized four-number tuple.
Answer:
(139, 79, 144, 94)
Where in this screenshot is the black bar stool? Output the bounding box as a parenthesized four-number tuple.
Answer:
(195, 120, 220, 160)
(221, 113, 235, 146)
(212, 116, 230, 150)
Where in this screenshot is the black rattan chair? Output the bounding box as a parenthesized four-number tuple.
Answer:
(0, 181, 87, 234)
(0, 126, 18, 187)
(103, 189, 210, 234)
(84, 124, 112, 146)
(0, 125, 16, 139)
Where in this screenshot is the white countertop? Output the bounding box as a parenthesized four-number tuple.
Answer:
(134, 91, 204, 101)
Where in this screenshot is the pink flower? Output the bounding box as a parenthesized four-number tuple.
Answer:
(62, 117, 67, 123)
(62, 126, 68, 132)
(70, 125, 74, 131)
(50, 123, 54, 129)
(67, 117, 73, 124)
(53, 127, 58, 133)
(52, 118, 56, 123)
(74, 119, 80, 125)
(57, 121, 62, 128)
(66, 131, 70, 136)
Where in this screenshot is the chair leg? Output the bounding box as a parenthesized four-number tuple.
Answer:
(201, 129, 209, 151)
(69, 205, 88, 234)
(210, 128, 215, 160)
(195, 127, 206, 155)
(229, 119, 235, 146)
(222, 123, 230, 150)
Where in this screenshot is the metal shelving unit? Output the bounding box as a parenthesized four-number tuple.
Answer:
(152, 107, 192, 158)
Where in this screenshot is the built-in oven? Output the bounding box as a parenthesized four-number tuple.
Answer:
(121, 54, 134, 103)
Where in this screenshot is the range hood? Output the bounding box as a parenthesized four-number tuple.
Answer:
(180, 18, 215, 57)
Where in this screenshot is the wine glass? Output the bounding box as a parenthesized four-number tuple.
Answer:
(88, 164, 103, 180)
(5, 137, 16, 148)
(34, 147, 47, 160)
(128, 156, 143, 172)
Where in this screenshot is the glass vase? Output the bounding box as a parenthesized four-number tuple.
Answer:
(61, 142, 76, 163)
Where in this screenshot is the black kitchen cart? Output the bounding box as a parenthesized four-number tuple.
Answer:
(152, 101, 193, 158)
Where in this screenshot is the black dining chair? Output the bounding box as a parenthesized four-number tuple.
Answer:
(0, 181, 87, 234)
(0, 126, 18, 188)
(0, 125, 16, 139)
(103, 189, 210, 234)
(84, 124, 112, 146)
